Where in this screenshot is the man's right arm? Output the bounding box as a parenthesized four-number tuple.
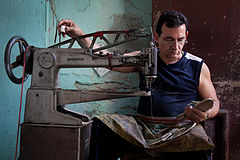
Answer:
(58, 19, 139, 73)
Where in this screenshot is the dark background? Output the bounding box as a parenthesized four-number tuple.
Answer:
(152, 0, 240, 160)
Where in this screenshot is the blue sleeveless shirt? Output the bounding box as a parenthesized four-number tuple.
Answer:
(138, 51, 204, 117)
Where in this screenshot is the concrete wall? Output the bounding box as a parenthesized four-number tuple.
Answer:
(152, 1, 240, 159)
(0, 0, 152, 159)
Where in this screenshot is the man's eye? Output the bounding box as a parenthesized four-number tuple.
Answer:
(165, 39, 173, 42)
(178, 39, 185, 43)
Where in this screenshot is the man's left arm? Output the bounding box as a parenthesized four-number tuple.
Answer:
(185, 63, 220, 122)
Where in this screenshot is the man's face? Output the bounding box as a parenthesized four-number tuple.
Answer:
(156, 23, 188, 61)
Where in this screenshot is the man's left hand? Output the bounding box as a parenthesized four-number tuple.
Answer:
(184, 105, 208, 122)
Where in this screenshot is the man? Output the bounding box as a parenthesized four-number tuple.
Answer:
(59, 10, 219, 160)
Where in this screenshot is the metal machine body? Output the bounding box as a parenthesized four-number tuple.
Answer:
(5, 29, 157, 160)
(25, 46, 156, 125)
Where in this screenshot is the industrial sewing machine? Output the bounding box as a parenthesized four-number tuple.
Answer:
(4, 29, 157, 160)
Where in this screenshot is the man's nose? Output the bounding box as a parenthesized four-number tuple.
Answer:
(171, 41, 178, 49)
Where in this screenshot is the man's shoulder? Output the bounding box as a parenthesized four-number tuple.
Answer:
(184, 52, 203, 62)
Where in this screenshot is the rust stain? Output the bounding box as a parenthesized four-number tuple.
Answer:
(214, 81, 240, 104)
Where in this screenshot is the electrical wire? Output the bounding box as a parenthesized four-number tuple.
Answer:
(149, 84, 154, 124)
(49, 0, 63, 45)
(49, 0, 60, 23)
(14, 46, 29, 160)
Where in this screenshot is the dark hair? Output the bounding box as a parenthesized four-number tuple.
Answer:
(156, 10, 188, 36)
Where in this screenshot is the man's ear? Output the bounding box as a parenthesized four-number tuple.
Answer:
(153, 32, 159, 41)
(186, 31, 189, 38)
(153, 32, 159, 46)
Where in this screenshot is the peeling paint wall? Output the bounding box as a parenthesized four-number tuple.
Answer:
(152, 0, 240, 159)
(46, 0, 152, 117)
(0, 0, 152, 159)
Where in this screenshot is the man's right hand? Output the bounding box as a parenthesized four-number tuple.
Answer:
(58, 19, 84, 38)
(58, 19, 92, 47)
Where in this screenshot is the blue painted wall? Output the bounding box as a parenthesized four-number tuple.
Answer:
(0, 0, 151, 159)
(0, 1, 46, 159)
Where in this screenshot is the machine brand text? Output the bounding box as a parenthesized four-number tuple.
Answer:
(67, 58, 84, 61)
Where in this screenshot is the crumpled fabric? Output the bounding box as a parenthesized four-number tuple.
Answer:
(95, 114, 214, 156)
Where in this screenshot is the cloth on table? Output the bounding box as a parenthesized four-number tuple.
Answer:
(95, 113, 214, 157)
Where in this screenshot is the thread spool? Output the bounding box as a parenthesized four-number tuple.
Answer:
(60, 25, 66, 33)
